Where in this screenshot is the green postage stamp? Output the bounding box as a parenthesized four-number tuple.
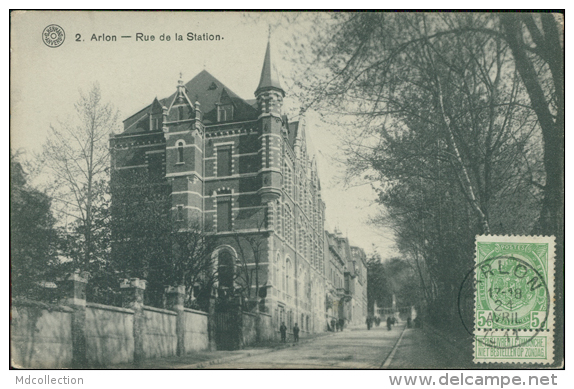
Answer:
(474, 235, 555, 364)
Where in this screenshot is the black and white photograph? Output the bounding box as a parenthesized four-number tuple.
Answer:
(9, 9, 566, 381)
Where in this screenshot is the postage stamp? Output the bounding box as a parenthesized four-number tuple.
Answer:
(473, 235, 555, 364)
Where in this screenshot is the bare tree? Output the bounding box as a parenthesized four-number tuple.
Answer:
(166, 223, 218, 310)
(233, 231, 267, 307)
(40, 83, 119, 272)
(218, 216, 268, 311)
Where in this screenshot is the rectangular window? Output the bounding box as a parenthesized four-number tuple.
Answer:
(217, 147, 232, 176)
(217, 106, 225, 122)
(217, 199, 231, 232)
(176, 205, 184, 221)
(217, 105, 233, 122)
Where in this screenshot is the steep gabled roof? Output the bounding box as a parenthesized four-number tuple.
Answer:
(287, 121, 299, 148)
(123, 70, 258, 133)
(150, 97, 163, 114)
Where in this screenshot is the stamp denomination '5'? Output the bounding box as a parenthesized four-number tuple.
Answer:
(474, 235, 554, 364)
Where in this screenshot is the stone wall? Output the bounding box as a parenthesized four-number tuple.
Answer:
(142, 306, 177, 359)
(85, 303, 134, 366)
(257, 312, 275, 342)
(10, 277, 210, 368)
(241, 312, 258, 346)
(10, 300, 74, 369)
(11, 276, 286, 367)
(183, 308, 209, 351)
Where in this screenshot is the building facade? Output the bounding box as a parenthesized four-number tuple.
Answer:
(348, 246, 368, 327)
(110, 40, 365, 336)
(324, 230, 349, 328)
(324, 230, 369, 328)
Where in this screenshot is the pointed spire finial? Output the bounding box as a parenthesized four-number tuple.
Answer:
(255, 36, 284, 97)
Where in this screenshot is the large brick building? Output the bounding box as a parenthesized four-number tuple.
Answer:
(110, 40, 365, 335)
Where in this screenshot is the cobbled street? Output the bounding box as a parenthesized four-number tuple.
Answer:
(208, 324, 471, 369)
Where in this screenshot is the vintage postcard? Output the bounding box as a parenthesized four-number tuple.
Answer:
(10, 10, 564, 376)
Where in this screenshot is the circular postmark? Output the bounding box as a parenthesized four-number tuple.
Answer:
(42, 25, 65, 48)
(457, 254, 550, 350)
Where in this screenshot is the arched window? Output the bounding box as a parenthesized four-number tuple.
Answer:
(282, 256, 286, 292)
(218, 250, 234, 289)
(177, 140, 184, 163)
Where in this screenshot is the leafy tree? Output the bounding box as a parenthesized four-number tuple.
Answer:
(10, 151, 59, 299)
(499, 14, 564, 238)
(284, 13, 561, 339)
(367, 253, 421, 315)
(366, 253, 391, 313)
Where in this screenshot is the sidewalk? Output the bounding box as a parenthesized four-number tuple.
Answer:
(110, 331, 335, 369)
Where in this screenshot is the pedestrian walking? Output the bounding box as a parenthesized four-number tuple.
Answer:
(339, 318, 344, 331)
(331, 318, 336, 332)
(407, 317, 412, 328)
(293, 323, 300, 342)
(366, 316, 372, 330)
(280, 322, 287, 343)
(386, 316, 392, 331)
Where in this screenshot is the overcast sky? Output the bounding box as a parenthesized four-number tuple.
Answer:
(11, 11, 398, 259)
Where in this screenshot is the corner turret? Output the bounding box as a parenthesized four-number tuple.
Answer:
(255, 38, 285, 224)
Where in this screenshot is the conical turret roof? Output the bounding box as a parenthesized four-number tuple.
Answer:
(255, 40, 284, 96)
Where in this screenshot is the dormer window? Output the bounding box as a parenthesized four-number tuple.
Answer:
(217, 104, 234, 122)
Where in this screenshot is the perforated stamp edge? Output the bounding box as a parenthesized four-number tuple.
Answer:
(472, 235, 555, 364)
